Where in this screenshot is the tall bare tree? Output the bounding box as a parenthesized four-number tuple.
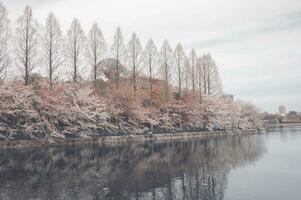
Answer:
(15, 6, 39, 86)
(0, 2, 10, 81)
(196, 57, 204, 96)
(127, 33, 142, 97)
(199, 54, 223, 96)
(159, 40, 173, 99)
(190, 49, 197, 95)
(207, 56, 223, 95)
(110, 27, 125, 91)
(143, 39, 158, 101)
(87, 22, 106, 88)
(44, 12, 62, 88)
(173, 43, 185, 98)
(65, 18, 86, 83)
(183, 56, 191, 93)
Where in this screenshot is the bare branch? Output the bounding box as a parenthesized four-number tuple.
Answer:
(15, 6, 39, 85)
(43, 12, 62, 88)
(173, 43, 185, 98)
(87, 22, 106, 87)
(143, 38, 159, 101)
(110, 27, 126, 91)
(0, 2, 10, 81)
(190, 49, 197, 95)
(65, 18, 86, 83)
(126, 33, 143, 97)
(159, 40, 173, 99)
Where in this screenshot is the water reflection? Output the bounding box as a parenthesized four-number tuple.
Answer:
(0, 134, 265, 200)
(279, 126, 289, 143)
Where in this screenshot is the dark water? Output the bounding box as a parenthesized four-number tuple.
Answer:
(0, 126, 301, 200)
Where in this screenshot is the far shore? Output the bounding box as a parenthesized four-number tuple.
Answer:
(0, 130, 258, 149)
(265, 122, 301, 127)
(279, 122, 301, 125)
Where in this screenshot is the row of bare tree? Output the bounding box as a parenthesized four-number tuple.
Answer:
(0, 3, 223, 99)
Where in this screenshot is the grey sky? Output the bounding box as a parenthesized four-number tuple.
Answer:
(3, 0, 301, 112)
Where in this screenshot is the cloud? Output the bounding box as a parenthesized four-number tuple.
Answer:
(188, 10, 301, 48)
(7, 0, 61, 5)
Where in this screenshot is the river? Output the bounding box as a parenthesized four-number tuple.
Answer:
(0, 125, 301, 200)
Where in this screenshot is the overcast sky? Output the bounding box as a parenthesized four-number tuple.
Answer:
(3, 0, 301, 112)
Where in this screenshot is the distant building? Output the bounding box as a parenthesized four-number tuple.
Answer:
(279, 105, 287, 116)
(222, 94, 234, 102)
(288, 111, 298, 116)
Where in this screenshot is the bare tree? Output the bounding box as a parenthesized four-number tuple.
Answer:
(190, 49, 197, 95)
(159, 40, 173, 99)
(209, 57, 223, 95)
(15, 6, 39, 86)
(143, 39, 158, 101)
(202, 56, 208, 95)
(43, 12, 62, 88)
(0, 2, 10, 81)
(110, 27, 125, 91)
(65, 18, 86, 83)
(173, 43, 185, 98)
(183, 56, 191, 93)
(196, 57, 204, 96)
(127, 33, 142, 97)
(199, 54, 223, 96)
(87, 22, 106, 88)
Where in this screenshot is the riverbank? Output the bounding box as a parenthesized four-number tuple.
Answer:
(0, 81, 263, 147)
(0, 129, 259, 149)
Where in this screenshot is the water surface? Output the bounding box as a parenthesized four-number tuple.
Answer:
(0, 126, 301, 200)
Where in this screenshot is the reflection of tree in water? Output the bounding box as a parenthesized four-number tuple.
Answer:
(0, 134, 265, 200)
(279, 126, 289, 143)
